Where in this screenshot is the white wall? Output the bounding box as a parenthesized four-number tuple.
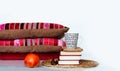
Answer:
(0, 0, 120, 71)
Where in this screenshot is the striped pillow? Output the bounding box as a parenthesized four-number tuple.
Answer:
(0, 38, 66, 53)
(0, 22, 69, 39)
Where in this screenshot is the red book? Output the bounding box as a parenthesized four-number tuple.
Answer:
(0, 53, 59, 60)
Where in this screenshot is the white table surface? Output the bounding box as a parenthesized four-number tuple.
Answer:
(0, 60, 117, 71)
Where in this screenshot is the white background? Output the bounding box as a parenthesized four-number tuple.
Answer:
(0, 0, 120, 71)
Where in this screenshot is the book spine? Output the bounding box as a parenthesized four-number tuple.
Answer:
(59, 56, 81, 60)
(58, 60, 79, 64)
(60, 51, 81, 55)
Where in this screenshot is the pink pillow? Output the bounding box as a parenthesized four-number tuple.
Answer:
(0, 38, 66, 53)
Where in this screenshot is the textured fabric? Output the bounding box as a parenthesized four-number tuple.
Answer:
(0, 23, 69, 39)
(0, 45, 63, 53)
(0, 53, 59, 60)
(0, 38, 66, 47)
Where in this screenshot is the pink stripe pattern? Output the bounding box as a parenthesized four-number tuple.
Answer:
(0, 38, 66, 47)
(0, 24, 5, 30)
(0, 22, 65, 30)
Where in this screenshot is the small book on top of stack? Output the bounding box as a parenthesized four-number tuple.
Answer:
(58, 47, 83, 65)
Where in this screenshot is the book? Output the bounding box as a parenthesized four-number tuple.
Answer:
(60, 51, 81, 55)
(63, 47, 83, 52)
(59, 56, 81, 60)
(58, 60, 79, 64)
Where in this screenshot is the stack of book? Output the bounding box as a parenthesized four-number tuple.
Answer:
(58, 48, 83, 65)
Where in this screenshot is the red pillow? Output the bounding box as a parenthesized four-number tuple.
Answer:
(0, 22, 69, 39)
(0, 38, 66, 53)
(0, 53, 59, 60)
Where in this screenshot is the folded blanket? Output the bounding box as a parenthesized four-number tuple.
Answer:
(0, 22, 69, 39)
(0, 53, 59, 60)
(0, 38, 65, 53)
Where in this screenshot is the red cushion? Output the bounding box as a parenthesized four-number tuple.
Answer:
(0, 38, 66, 46)
(0, 22, 69, 39)
(0, 53, 59, 60)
